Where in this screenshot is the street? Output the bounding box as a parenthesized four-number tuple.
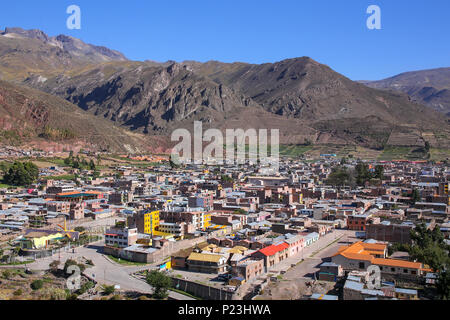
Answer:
(27, 241, 194, 300)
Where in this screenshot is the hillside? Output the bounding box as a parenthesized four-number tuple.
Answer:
(29, 58, 450, 149)
(0, 27, 126, 81)
(362, 67, 450, 116)
(0, 80, 167, 153)
(0, 28, 449, 151)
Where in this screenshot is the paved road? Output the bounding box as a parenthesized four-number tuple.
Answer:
(282, 230, 356, 280)
(27, 241, 194, 300)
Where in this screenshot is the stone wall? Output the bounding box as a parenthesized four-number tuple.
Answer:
(170, 277, 236, 300)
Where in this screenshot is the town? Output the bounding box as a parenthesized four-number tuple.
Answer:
(0, 149, 449, 301)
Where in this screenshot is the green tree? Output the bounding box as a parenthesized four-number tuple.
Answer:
(326, 166, 355, 187)
(437, 270, 450, 300)
(409, 223, 450, 272)
(355, 162, 371, 186)
(2, 161, 39, 186)
(146, 270, 172, 299)
(411, 189, 421, 205)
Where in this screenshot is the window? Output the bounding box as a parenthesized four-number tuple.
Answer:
(359, 262, 365, 269)
(391, 268, 395, 272)
(404, 269, 408, 274)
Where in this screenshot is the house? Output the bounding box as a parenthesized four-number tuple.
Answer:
(252, 242, 289, 269)
(304, 232, 319, 247)
(332, 241, 426, 278)
(186, 252, 227, 274)
(285, 235, 304, 257)
(231, 258, 264, 282)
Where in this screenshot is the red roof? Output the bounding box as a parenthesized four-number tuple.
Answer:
(258, 242, 289, 256)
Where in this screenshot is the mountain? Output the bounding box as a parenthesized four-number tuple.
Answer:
(1, 28, 449, 150)
(28, 57, 450, 149)
(0, 80, 167, 153)
(0, 27, 127, 81)
(361, 67, 450, 116)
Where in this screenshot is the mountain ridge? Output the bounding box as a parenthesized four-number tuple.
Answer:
(0, 27, 449, 151)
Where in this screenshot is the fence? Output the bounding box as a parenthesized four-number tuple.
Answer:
(170, 277, 236, 301)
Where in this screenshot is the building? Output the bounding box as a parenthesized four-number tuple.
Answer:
(55, 191, 103, 202)
(347, 214, 371, 231)
(127, 210, 160, 235)
(319, 262, 344, 282)
(366, 222, 413, 244)
(186, 252, 227, 274)
(285, 235, 304, 257)
(105, 227, 138, 248)
(332, 241, 426, 278)
(232, 258, 265, 282)
(157, 222, 189, 237)
(252, 242, 289, 269)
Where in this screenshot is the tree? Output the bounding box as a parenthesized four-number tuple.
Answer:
(89, 159, 96, 171)
(146, 270, 172, 299)
(436, 270, 450, 300)
(355, 162, 371, 186)
(326, 166, 355, 188)
(31, 279, 44, 291)
(411, 189, 421, 205)
(409, 223, 450, 272)
(2, 161, 39, 186)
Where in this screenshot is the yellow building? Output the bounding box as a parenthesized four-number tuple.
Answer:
(204, 213, 212, 229)
(143, 210, 160, 234)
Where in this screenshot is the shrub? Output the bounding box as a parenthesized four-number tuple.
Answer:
(49, 260, 60, 272)
(2, 270, 12, 279)
(78, 281, 95, 295)
(13, 289, 23, 296)
(31, 279, 44, 291)
(102, 285, 115, 295)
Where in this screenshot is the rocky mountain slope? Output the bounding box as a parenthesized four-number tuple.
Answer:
(362, 67, 450, 116)
(1, 28, 449, 150)
(0, 27, 126, 81)
(0, 80, 166, 153)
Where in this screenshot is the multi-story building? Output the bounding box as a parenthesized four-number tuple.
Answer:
(127, 210, 160, 235)
(232, 259, 265, 282)
(366, 222, 414, 244)
(159, 211, 209, 230)
(105, 227, 138, 248)
(347, 214, 371, 231)
(46, 201, 71, 214)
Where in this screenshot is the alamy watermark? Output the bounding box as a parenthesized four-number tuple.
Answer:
(171, 121, 280, 171)
(66, 265, 81, 290)
(367, 5, 381, 30)
(67, 5, 81, 30)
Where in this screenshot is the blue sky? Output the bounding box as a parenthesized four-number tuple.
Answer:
(0, 0, 449, 80)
